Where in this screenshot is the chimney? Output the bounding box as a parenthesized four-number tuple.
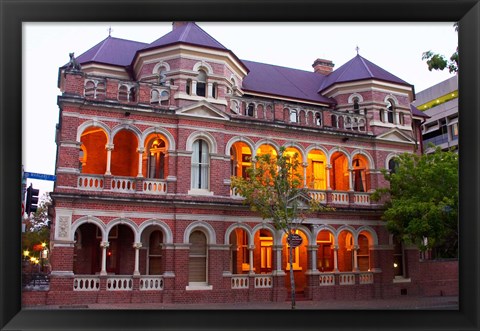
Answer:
(172, 22, 190, 30)
(312, 58, 334, 75)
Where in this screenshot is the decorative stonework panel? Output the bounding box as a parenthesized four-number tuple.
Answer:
(55, 215, 72, 240)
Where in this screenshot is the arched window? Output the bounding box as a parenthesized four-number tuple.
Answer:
(160, 91, 169, 106)
(148, 230, 163, 275)
(357, 234, 370, 271)
(289, 109, 298, 123)
(353, 97, 360, 113)
(118, 85, 128, 101)
(388, 158, 398, 174)
(189, 230, 207, 284)
(315, 112, 322, 126)
(246, 103, 254, 117)
(386, 99, 395, 124)
(147, 138, 166, 179)
(191, 139, 209, 190)
(331, 115, 337, 128)
(196, 70, 207, 97)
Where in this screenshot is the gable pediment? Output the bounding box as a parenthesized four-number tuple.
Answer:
(176, 101, 230, 120)
(376, 128, 416, 144)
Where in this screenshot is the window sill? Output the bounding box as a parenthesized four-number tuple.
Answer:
(186, 284, 213, 291)
(188, 189, 214, 196)
(393, 277, 411, 284)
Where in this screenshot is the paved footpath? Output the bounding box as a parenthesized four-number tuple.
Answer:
(26, 295, 458, 310)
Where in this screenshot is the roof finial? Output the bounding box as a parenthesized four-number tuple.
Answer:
(355, 45, 360, 55)
(108, 26, 113, 37)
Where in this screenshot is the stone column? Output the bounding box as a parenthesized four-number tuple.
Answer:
(326, 164, 332, 190)
(333, 245, 339, 272)
(353, 245, 359, 271)
(100, 241, 109, 276)
(137, 147, 144, 177)
(302, 162, 308, 188)
(207, 82, 213, 98)
(248, 245, 255, 275)
(348, 167, 354, 191)
(192, 81, 197, 95)
(133, 242, 142, 276)
(105, 144, 113, 175)
(308, 245, 318, 272)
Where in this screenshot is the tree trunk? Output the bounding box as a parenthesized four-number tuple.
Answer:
(289, 242, 296, 309)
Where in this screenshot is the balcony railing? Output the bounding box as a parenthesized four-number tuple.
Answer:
(76, 175, 167, 195)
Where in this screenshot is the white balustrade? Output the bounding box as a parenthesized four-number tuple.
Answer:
(339, 273, 355, 285)
(230, 187, 244, 199)
(331, 192, 349, 204)
(111, 177, 136, 193)
(73, 276, 100, 291)
(359, 272, 374, 284)
(319, 274, 335, 286)
(308, 190, 327, 203)
(142, 180, 167, 194)
(231, 275, 249, 289)
(78, 175, 104, 191)
(139, 276, 164, 290)
(353, 193, 370, 205)
(254, 275, 273, 288)
(106, 277, 133, 290)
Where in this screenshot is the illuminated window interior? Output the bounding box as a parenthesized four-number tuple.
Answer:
(307, 150, 327, 190)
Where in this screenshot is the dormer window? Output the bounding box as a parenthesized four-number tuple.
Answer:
(196, 70, 207, 97)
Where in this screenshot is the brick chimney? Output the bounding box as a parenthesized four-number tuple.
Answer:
(172, 22, 190, 30)
(312, 58, 334, 75)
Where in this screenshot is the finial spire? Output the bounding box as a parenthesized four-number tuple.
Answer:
(355, 45, 360, 55)
(108, 26, 113, 37)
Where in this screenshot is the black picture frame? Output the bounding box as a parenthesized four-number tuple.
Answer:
(1, 1, 479, 330)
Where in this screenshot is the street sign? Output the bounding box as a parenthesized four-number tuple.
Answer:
(287, 234, 303, 248)
(24, 172, 56, 181)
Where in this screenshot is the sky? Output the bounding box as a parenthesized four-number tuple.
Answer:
(22, 22, 458, 201)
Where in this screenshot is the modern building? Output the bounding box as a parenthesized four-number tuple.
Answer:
(413, 75, 459, 153)
(24, 22, 457, 306)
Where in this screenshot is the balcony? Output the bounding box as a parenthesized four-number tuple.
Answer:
(77, 174, 167, 195)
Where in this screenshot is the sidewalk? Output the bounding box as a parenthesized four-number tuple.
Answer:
(26, 295, 458, 310)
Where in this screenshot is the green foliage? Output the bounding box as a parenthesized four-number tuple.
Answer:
(22, 193, 51, 252)
(231, 147, 325, 234)
(422, 23, 458, 74)
(372, 147, 458, 258)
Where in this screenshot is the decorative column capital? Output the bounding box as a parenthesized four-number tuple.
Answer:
(332, 245, 339, 251)
(133, 242, 143, 249)
(353, 245, 359, 250)
(105, 144, 114, 151)
(100, 241, 110, 248)
(137, 147, 145, 154)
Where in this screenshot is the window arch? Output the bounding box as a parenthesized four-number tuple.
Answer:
(191, 139, 209, 190)
(315, 112, 322, 126)
(246, 103, 255, 117)
(289, 109, 298, 123)
(353, 97, 360, 113)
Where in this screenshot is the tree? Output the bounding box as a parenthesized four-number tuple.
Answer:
(372, 147, 458, 258)
(422, 23, 458, 74)
(231, 147, 329, 309)
(22, 193, 51, 260)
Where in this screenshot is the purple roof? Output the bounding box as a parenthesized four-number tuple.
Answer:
(318, 55, 411, 92)
(410, 104, 430, 118)
(74, 36, 147, 67)
(241, 60, 335, 105)
(145, 22, 228, 51)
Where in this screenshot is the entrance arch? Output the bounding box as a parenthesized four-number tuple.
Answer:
(282, 229, 309, 293)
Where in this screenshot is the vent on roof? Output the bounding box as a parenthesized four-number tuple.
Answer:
(312, 58, 334, 75)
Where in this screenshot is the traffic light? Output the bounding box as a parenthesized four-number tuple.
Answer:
(26, 184, 39, 215)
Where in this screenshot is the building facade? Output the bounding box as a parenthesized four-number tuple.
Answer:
(413, 75, 459, 153)
(27, 22, 458, 306)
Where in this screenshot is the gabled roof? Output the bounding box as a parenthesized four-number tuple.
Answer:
(145, 22, 228, 51)
(73, 36, 148, 67)
(318, 54, 411, 93)
(241, 60, 335, 105)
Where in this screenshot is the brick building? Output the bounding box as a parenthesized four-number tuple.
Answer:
(28, 22, 457, 306)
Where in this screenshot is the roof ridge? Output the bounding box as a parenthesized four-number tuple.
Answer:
(91, 36, 111, 61)
(358, 55, 374, 78)
(179, 23, 192, 42)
